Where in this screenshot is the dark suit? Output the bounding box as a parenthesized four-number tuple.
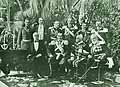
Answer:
(29, 41, 49, 76)
(33, 23, 48, 41)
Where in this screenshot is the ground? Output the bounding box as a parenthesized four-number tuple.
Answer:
(0, 71, 120, 87)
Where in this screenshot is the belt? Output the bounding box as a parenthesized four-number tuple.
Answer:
(94, 53, 105, 57)
(22, 39, 31, 42)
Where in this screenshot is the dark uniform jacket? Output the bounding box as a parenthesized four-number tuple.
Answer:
(48, 27, 64, 42)
(48, 39, 70, 63)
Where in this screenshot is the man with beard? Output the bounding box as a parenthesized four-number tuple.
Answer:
(48, 21, 64, 43)
(48, 33, 69, 78)
(73, 34, 89, 75)
(88, 30, 106, 81)
(27, 32, 49, 78)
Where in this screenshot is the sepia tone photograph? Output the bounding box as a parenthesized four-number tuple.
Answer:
(0, 0, 120, 87)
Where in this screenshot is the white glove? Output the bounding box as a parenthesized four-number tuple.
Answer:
(49, 54, 53, 58)
(36, 54, 42, 58)
(27, 54, 32, 59)
(107, 57, 114, 68)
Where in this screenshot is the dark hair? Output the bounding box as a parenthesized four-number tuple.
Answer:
(24, 17, 30, 22)
(22, 17, 30, 27)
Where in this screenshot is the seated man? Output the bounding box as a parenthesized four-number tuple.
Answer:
(48, 33, 69, 78)
(88, 29, 106, 81)
(71, 34, 90, 78)
(27, 32, 49, 78)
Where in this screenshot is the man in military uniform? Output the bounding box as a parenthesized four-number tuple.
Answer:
(48, 33, 69, 78)
(48, 21, 64, 43)
(71, 34, 89, 79)
(95, 21, 108, 43)
(62, 17, 79, 45)
(76, 23, 91, 54)
(77, 23, 90, 42)
(88, 30, 106, 81)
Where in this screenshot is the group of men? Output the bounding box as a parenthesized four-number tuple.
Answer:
(15, 16, 114, 81)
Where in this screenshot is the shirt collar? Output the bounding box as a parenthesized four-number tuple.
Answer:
(34, 40, 39, 43)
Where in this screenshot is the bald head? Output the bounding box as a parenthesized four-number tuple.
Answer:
(38, 18, 43, 24)
(76, 34, 83, 42)
(33, 32, 39, 41)
(91, 34, 98, 44)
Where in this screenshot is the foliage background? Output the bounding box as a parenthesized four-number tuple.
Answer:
(0, 0, 120, 50)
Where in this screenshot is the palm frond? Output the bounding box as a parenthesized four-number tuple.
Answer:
(29, 0, 39, 15)
(0, 0, 8, 7)
(41, 0, 70, 18)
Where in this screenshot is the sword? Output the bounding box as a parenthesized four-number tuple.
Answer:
(48, 57, 52, 76)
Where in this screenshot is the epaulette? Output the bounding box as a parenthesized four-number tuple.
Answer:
(77, 41, 84, 45)
(74, 25, 78, 30)
(49, 40, 56, 45)
(59, 28, 62, 30)
(62, 26, 67, 29)
(63, 40, 69, 45)
(48, 27, 54, 30)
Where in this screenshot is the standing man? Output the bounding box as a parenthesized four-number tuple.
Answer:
(48, 21, 63, 42)
(17, 18, 32, 51)
(62, 17, 78, 46)
(77, 23, 91, 52)
(76, 23, 89, 41)
(95, 21, 108, 43)
(32, 18, 48, 57)
(62, 17, 79, 61)
(38, 18, 44, 41)
(35, 18, 47, 43)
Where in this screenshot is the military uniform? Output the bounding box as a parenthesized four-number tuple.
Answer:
(89, 42, 106, 81)
(90, 42, 106, 68)
(48, 27, 64, 42)
(72, 41, 89, 77)
(62, 25, 78, 45)
(91, 43, 103, 55)
(48, 39, 69, 77)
